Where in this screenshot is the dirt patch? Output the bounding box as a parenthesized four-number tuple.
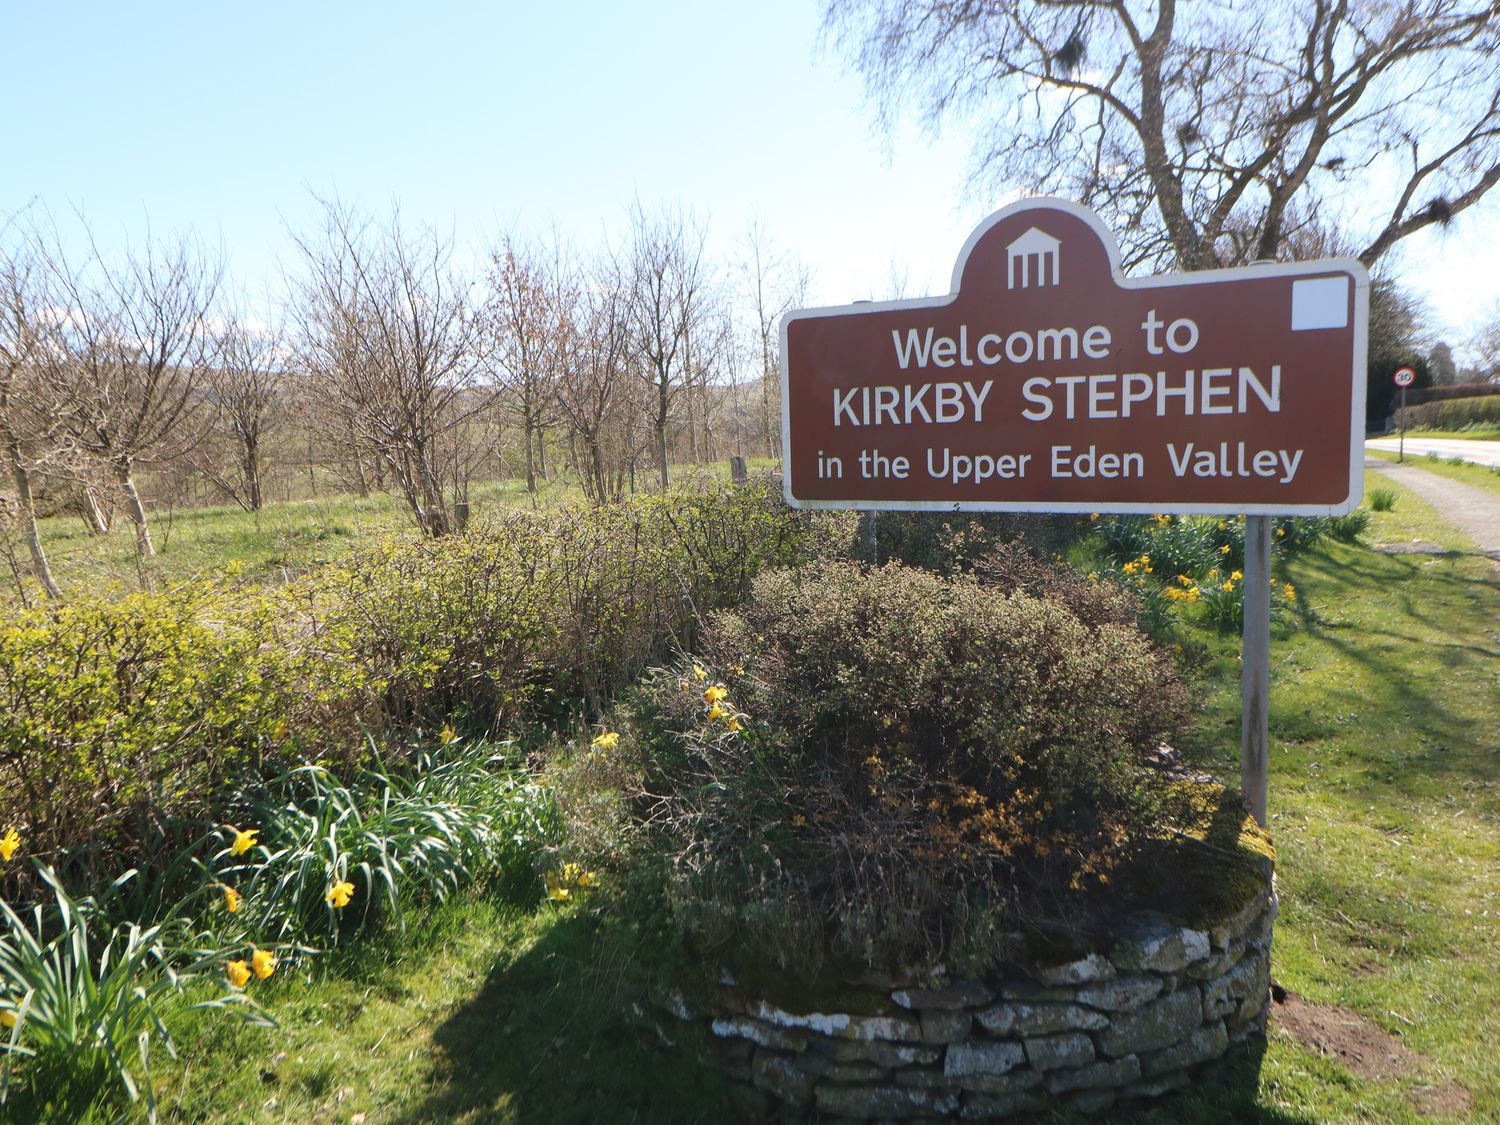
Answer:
(1273, 990, 1418, 1080)
(1272, 990, 1472, 1117)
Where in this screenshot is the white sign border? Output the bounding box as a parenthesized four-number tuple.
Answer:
(778, 197, 1370, 517)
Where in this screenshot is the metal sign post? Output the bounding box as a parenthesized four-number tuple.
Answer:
(1394, 366, 1415, 462)
(1240, 516, 1271, 825)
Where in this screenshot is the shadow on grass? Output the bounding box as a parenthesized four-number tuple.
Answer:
(390, 907, 730, 1125)
(1118, 1038, 1312, 1125)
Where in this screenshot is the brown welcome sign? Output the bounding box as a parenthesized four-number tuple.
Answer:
(780, 199, 1368, 515)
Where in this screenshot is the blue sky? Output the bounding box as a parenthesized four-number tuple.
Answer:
(4, 1, 1495, 353)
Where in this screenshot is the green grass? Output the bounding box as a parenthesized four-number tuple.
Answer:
(1366, 448, 1500, 498)
(1404, 426, 1500, 441)
(9, 464, 1499, 1123)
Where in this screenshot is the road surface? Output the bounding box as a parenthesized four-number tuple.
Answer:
(1365, 437, 1500, 468)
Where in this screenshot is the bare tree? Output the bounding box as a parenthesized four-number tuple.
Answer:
(554, 256, 633, 503)
(623, 203, 713, 488)
(289, 198, 484, 535)
(199, 315, 285, 511)
(484, 235, 564, 495)
(1471, 300, 1500, 380)
(739, 221, 810, 459)
(0, 233, 67, 598)
(826, 1, 1500, 270)
(46, 226, 223, 557)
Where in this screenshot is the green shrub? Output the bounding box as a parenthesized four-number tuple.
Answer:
(583, 562, 1190, 976)
(1370, 488, 1397, 512)
(327, 475, 815, 730)
(1396, 393, 1500, 430)
(0, 864, 270, 1122)
(0, 582, 371, 876)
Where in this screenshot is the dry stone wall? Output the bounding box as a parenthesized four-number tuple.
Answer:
(663, 878, 1276, 1121)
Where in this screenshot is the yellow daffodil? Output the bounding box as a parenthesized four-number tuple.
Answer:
(591, 731, 620, 750)
(1285, 584, 1297, 602)
(704, 684, 728, 705)
(1177, 574, 1194, 586)
(438, 724, 457, 745)
(0, 1009, 14, 1030)
(1219, 544, 1231, 555)
(1153, 513, 1170, 525)
(1123, 561, 1140, 574)
(223, 886, 242, 913)
(1231, 569, 1244, 581)
(230, 828, 259, 856)
(691, 664, 708, 681)
(1089, 512, 1099, 520)
(546, 881, 570, 902)
(0, 828, 19, 862)
(250, 948, 276, 980)
(725, 716, 745, 733)
(1222, 580, 1235, 592)
(226, 959, 251, 988)
(1276, 527, 1286, 537)
(326, 880, 355, 908)
(562, 862, 582, 883)
(707, 701, 727, 721)
(576, 870, 599, 888)
(790, 814, 807, 827)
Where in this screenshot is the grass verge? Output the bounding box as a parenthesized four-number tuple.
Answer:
(1366, 448, 1500, 498)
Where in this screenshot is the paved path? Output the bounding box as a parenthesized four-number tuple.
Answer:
(1365, 437, 1500, 468)
(1364, 457, 1500, 564)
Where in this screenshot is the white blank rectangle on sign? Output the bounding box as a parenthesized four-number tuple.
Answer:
(1291, 277, 1349, 330)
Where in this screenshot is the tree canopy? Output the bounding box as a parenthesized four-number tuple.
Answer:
(826, 0, 1500, 271)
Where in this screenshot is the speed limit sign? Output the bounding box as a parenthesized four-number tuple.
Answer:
(1394, 366, 1416, 387)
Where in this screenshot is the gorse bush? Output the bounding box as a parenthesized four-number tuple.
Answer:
(587, 561, 1190, 975)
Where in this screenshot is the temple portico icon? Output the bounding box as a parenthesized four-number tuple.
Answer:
(1006, 227, 1061, 289)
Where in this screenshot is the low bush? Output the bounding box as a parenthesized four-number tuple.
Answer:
(577, 561, 1191, 976)
(1370, 488, 1397, 512)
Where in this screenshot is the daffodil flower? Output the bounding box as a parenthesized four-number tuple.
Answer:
(704, 684, 728, 705)
(1231, 569, 1244, 581)
(226, 960, 251, 988)
(0, 828, 19, 862)
(326, 880, 355, 908)
(576, 870, 599, 888)
(0, 1009, 15, 1030)
(438, 724, 457, 745)
(1284, 584, 1297, 602)
(707, 701, 727, 721)
(223, 886, 242, 913)
(250, 948, 276, 980)
(230, 828, 259, 856)
(691, 665, 708, 681)
(725, 716, 745, 733)
(562, 862, 582, 884)
(591, 731, 620, 750)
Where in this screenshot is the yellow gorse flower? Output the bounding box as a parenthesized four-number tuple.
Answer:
(326, 880, 355, 908)
(226, 959, 251, 988)
(704, 684, 728, 705)
(230, 828, 259, 856)
(591, 731, 620, 750)
(0, 828, 19, 863)
(223, 886, 242, 913)
(250, 948, 276, 980)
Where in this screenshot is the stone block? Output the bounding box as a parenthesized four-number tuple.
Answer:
(1046, 1054, 1141, 1093)
(1126, 1070, 1192, 1099)
(1202, 954, 1267, 1022)
(1140, 1020, 1228, 1077)
(977, 1000, 1109, 1036)
(816, 1039, 943, 1068)
(1064, 1088, 1118, 1114)
(1183, 950, 1232, 981)
(751, 1050, 817, 1106)
(846, 1013, 924, 1042)
(891, 979, 993, 1010)
(711, 1016, 809, 1052)
(823, 1062, 889, 1083)
(1209, 892, 1269, 951)
(753, 1000, 852, 1036)
(1075, 974, 1164, 1011)
(813, 1083, 960, 1118)
(960, 1089, 1047, 1118)
(999, 979, 1076, 1002)
(1110, 912, 1211, 974)
(918, 1008, 973, 1044)
(944, 1040, 1026, 1078)
(954, 1069, 1043, 1095)
(1034, 953, 1116, 986)
(1095, 986, 1204, 1057)
(1024, 1032, 1095, 1070)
